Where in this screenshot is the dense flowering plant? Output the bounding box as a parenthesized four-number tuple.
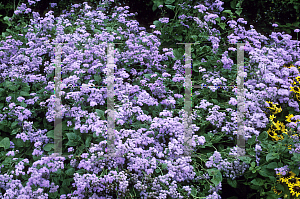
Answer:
(0, 0, 300, 198)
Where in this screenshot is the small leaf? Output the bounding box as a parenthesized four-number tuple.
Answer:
(155, 168, 160, 173)
(0, 137, 10, 149)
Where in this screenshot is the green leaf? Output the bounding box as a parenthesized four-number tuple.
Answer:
(95, 109, 105, 120)
(165, 5, 175, 10)
(93, 28, 101, 34)
(235, 9, 243, 16)
(219, 22, 226, 30)
(66, 140, 77, 146)
(165, 0, 175, 4)
(257, 131, 268, 141)
(251, 178, 264, 186)
(266, 153, 279, 161)
(66, 133, 77, 140)
(161, 163, 167, 170)
(65, 167, 75, 176)
(238, 156, 251, 164)
(85, 136, 92, 147)
(223, 10, 233, 15)
(266, 162, 277, 169)
(247, 136, 256, 146)
(269, 176, 276, 183)
(227, 178, 237, 188)
(11, 121, 19, 129)
(275, 183, 284, 191)
(19, 91, 30, 96)
(43, 143, 54, 151)
(153, 20, 161, 27)
(211, 99, 218, 104)
(76, 169, 86, 175)
(0, 137, 10, 149)
(211, 170, 222, 186)
(47, 130, 54, 139)
(155, 168, 160, 173)
(230, 0, 237, 9)
(191, 187, 197, 196)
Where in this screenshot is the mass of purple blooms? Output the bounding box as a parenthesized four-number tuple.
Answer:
(0, 0, 300, 198)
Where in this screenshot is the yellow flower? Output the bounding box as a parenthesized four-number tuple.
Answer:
(289, 184, 300, 198)
(284, 144, 292, 150)
(279, 171, 297, 183)
(286, 114, 295, 123)
(270, 115, 276, 120)
(287, 177, 300, 187)
(296, 94, 300, 102)
(291, 86, 300, 94)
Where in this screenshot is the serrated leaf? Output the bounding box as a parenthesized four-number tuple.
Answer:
(43, 143, 53, 151)
(0, 137, 10, 149)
